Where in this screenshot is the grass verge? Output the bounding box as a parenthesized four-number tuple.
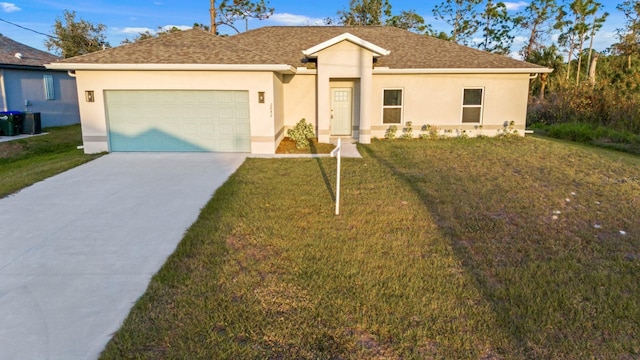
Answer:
(0, 125, 102, 198)
(101, 136, 640, 359)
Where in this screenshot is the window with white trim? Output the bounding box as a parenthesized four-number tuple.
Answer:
(43, 74, 55, 100)
(461, 88, 483, 123)
(382, 89, 403, 124)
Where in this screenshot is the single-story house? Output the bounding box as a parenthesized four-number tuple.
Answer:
(0, 35, 80, 127)
(46, 26, 551, 154)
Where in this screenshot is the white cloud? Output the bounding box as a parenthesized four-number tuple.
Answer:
(119, 27, 155, 34)
(153, 1, 163, 5)
(509, 51, 524, 60)
(161, 25, 191, 31)
(503, 1, 528, 11)
(513, 36, 527, 45)
(0, 2, 21, 12)
(268, 13, 325, 26)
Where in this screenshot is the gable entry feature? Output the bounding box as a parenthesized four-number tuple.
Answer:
(304, 33, 389, 144)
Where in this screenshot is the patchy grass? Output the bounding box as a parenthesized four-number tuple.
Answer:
(276, 137, 335, 154)
(0, 125, 102, 198)
(100, 137, 640, 359)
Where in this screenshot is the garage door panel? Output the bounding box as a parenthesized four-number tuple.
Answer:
(106, 90, 250, 152)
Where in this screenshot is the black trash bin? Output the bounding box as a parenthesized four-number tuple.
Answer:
(0, 111, 23, 136)
(21, 112, 42, 135)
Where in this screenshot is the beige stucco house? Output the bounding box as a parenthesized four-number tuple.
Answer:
(46, 26, 551, 154)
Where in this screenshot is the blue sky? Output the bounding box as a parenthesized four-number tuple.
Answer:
(0, 0, 624, 57)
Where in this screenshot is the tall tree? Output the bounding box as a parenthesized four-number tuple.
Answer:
(386, 10, 431, 33)
(209, 0, 274, 34)
(613, 0, 640, 69)
(584, 9, 608, 80)
(557, 0, 605, 83)
(121, 26, 183, 45)
(432, 0, 482, 45)
(338, 0, 392, 26)
(527, 45, 564, 99)
(518, 0, 559, 59)
(478, 0, 516, 54)
(45, 10, 110, 58)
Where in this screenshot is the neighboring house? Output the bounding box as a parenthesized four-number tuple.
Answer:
(0, 35, 80, 127)
(46, 27, 550, 154)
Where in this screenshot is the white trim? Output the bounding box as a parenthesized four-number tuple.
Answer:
(303, 33, 390, 57)
(461, 87, 484, 124)
(381, 88, 403, 125)
(373, 67, 553, 74)
(45, 63, 296, 73)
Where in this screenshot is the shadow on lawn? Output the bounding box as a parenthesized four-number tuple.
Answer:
(311, 142, 336, 201)
(360, 144, 535, 356)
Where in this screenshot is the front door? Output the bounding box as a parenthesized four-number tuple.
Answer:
(331, 88, 353, 136)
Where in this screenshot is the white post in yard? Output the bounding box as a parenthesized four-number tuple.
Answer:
(330, 138, 342, 216)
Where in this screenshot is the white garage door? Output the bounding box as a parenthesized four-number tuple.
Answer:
(105, 90, 251, 152)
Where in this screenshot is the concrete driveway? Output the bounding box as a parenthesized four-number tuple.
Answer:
(0, 153, 246, 360)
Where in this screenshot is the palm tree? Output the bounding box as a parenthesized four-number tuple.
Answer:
(527, 45, 565, 99)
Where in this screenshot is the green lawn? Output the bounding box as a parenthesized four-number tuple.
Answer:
(101, 136, 640, 359)
(0, 125, 102, 198)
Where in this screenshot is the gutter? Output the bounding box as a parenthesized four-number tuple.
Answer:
(373, 67, 553, 74)
(0, 69, 6, 112)
(45, 63, 297, 74)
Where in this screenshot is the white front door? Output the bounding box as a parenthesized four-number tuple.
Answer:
(331, 88, 353, 136)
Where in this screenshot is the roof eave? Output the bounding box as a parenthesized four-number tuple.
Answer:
(373, 67, 553, 74)
(45, 63, 297, 74)
(302, 32, 391, 58)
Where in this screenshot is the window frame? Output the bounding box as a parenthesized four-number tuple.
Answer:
(43, 74, 55, 100)
(460, 87, 484, 124)
(381, 88, 404, 125)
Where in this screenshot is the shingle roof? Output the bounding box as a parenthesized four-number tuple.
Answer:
(0, 35, 59, 67)
(55, 26, 544, 70)
(55, 29, 278, 65)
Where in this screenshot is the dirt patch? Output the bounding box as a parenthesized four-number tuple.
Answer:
(276, 137, 334, 154)
(0, 141, 26, 159)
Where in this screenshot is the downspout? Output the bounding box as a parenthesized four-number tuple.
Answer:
(67, 70, 77, 78)
(529, 73, 538, 80)
(0, 69, 7, 111)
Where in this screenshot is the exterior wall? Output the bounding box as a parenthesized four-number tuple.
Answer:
(73, 70, 276, 154)
(1, 68, 79, 127)
(316, 41, 374, 143)
(272, 73, 285, 151)
(282, 73, 317, 134)
(371, 73, 530, 138)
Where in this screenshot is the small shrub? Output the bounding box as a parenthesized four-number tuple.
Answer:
(385, 125, 398, 139)
(400, 121, 413, 139)
(498, 121, 518, 137)
(287, 118, 315, 149)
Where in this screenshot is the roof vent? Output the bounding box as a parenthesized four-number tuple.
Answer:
(14, 52, 22, 59)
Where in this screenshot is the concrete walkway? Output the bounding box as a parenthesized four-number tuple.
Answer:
(0, 153, 246, 360)
(0, 133, 47, 143)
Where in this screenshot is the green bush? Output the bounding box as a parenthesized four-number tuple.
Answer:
(385, 125, 398, 139)
(287, 118, 315, 149)
(535, 123, 640, 145)
(400, 121, 413, 139)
